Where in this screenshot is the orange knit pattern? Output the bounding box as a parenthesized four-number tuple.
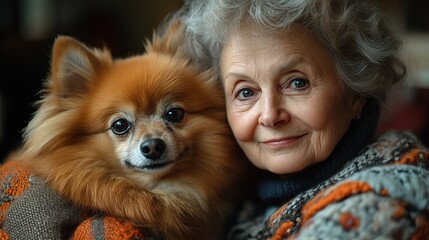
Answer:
(0, 161, 31, 224)
(392, 201, 407, 220)
(395, 149, 429, 166)
(379, 188, 389, 196)
(339, 212, 360, 231)
(268, 204, 289, 227)
(104, 216, 145, 240)
(0, 229, 9, 240)
(301, 181, 373, 224)
(272, 221, 295, 240)
(72, 216, 145, 240)
(71, 218, 94, 240)
(411, 216, 429, 240)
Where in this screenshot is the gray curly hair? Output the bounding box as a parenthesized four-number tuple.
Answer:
(172, 0, 406, 102)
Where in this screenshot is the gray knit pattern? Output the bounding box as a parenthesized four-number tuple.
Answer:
(2, 177, 82, 240)
(295, 165, 429, 239)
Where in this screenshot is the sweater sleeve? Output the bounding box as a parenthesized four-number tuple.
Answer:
(0, 161, 149, 240)
(295, 164, 429, 239)
(0, 161, 85, 239)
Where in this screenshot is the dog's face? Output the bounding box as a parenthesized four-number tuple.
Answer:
(23, 25, 231, 187)
(104, 58, 189, 173)
(84, 54, 223, 176)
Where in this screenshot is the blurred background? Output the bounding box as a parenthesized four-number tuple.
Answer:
(0, 0, 428, 161)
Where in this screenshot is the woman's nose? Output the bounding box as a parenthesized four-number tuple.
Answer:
(258, 94, 290, 128)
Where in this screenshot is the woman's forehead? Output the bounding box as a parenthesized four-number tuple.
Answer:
(220, 25, 332, 77)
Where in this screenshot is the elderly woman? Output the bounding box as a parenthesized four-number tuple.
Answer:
(175, 0, 429, 239)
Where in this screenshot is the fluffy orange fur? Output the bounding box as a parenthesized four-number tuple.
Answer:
(6, 22, 245, 239)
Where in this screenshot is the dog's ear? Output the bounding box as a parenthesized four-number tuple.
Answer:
(50, 36, 112, 98)
(145, 19, 184, 56)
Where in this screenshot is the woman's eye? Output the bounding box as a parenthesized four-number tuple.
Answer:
(164, 107, 185, 123)
(111, 118, 131, 135)
(236, 88, 254, 100)
(290, 78, 308, 89)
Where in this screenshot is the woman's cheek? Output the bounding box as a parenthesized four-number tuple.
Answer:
(227, 109, 253, 142)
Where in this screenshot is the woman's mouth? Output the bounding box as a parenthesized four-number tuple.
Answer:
(261, 134, 306, 149)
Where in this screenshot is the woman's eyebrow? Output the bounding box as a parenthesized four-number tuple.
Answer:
(222, 71, 250, 96)
(271, 55, 311, 77)
(223, 71, 249, 82)
(223, 54, 311, 82)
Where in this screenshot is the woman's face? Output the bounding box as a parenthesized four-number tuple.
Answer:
(220, 26, 365, 175)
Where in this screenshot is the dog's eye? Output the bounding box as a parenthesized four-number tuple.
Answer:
(111, 118, 131, 135)
(164, 107, 185, 123)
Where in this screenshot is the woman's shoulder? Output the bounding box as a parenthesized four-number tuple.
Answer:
(292, 165, 429, 239)
(330, 130, 428, 183)
(288, 130, 429, 239)
(370, 130, 427, 157)
(350, 131, 429, 173)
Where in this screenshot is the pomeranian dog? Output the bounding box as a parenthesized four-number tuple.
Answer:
(6, 21, 244, 239)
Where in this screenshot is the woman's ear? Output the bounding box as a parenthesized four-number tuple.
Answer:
(352, 94, 367, 119)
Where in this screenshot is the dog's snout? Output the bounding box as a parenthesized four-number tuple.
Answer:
(140, 138, 166, 160)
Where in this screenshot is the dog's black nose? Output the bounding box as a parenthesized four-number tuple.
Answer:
(140, 138, 166, 160)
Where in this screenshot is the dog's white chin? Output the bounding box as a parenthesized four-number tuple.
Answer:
(124, 159, 175, 173)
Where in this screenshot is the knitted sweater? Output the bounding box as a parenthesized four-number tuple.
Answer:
(0, 131, 428, 239)
(0, 160, 155, 240)
(228, 131, 429, 240)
